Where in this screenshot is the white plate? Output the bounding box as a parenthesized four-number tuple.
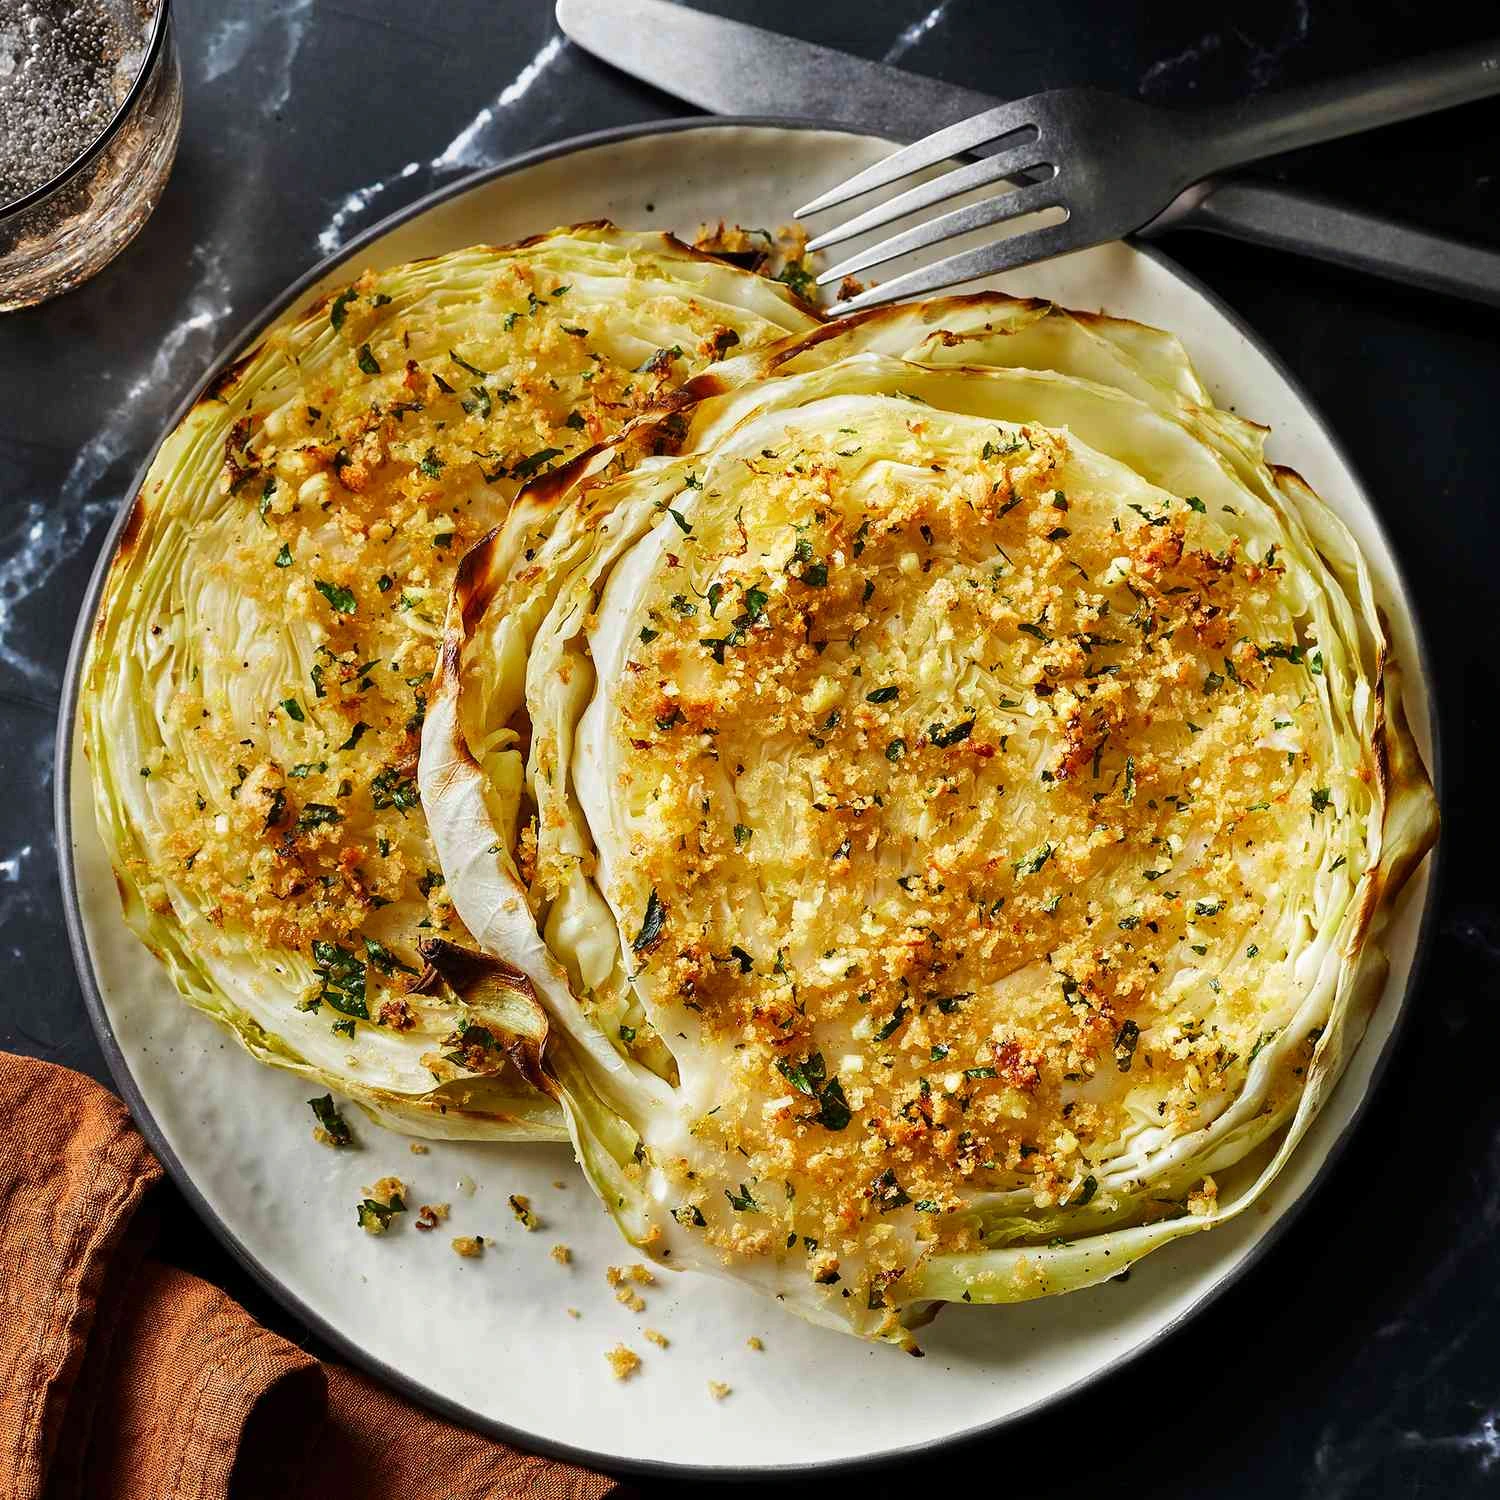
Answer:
(58, 121, 1438, 1478)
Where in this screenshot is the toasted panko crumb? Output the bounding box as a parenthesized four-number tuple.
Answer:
(415, 1202, 450, 1233)
(1187, 1175, 1220, 1217)
(509, 1194, 539, 1230)
(451, 1235, 486, 1258)
(606, 1263, 656, 1287)
(615, 1288, 646, 1313)
(550, 1243, 572, 1265)
(643, 1328, 669, 1348)
(746, 1336, 763, 1351)
(606, 1345, 641, 1381)
(409, 1142, 430, 1155)
(708, 1381, 731, 1401)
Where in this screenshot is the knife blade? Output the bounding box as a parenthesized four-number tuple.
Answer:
(555, 0, 1500, 307)
(555, 0, 996, 140)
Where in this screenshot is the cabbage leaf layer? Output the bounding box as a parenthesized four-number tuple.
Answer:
(82, 224, 818, 1140)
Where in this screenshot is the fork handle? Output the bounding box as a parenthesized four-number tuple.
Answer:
(1193, 38, 1500, 175)
(1150, 179, 1500, 308)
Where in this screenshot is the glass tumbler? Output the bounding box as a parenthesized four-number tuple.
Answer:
(0, 0, 182, 312)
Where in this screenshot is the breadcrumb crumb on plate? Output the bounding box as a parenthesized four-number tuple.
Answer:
(708, 1382, 732, 1401)
(451, 1235, 486, 1258)
(356, 1176, 406, 1235)
(550, 1243, 572, 1265)
(606, 1345, 641, 1380)
(644, 1328, 670, 1348)
(414, 1202, 449, 1232)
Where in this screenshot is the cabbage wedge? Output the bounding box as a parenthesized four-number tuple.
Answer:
(423, 289, 1436, 1341)
(81, 224, 818, 1140)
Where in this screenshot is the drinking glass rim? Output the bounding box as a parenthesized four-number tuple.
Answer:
(0, 0, 174, 226)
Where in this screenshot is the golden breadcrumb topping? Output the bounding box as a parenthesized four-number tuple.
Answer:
(610, 417, 1346, 1308)
(606, 1345, 641, 1380)
(137, 255, 769, 1054)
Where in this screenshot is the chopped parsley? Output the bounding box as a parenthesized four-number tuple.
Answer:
(293, 802, 342, 834)
(311, 939, 367, 1018)
(633, 888, 666, 953)
(370, 766, 419, 813)
(314, 580, 357, 615)
(308, 1093, 353, 1146)
(929, 718, 976, 748)
(511, 446, 564, 481)
(329, 287, 357, 332)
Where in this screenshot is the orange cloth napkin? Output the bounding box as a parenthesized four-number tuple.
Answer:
(0, 1052, 626, 1500)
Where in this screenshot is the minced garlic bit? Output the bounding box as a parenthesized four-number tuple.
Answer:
(356, 1176, 407, 1235)
(746, 1336, 763, 1351)
(415, 1202, 450, 1232)
(643, 1328, 669, 1348)
(605, 1345, 641, 1381)
(550, 1243, 572, 1265)
(409, 1142, 430, 1155)
(451, 1234, 486, 1258)
(1186, 1174, 1219, 1217)
(708, 1381, 731, 1401)
(508, 1193, 539, 1230)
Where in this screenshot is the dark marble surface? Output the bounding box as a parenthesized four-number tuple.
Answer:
(2, 1, 1497, 1492)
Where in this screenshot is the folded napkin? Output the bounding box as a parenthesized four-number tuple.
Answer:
(0, 1052, 624, 1500)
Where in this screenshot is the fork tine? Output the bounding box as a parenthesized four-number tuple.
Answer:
(805, 143, 1054, 255)
(815, 178, 1065, 285)
(833, 219, 1086, 313)
(793, 99, 1039, 218)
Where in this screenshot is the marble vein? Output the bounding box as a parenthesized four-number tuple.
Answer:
(0, 249, 235, 689)
(316, 161, 421, 257)
(314, 32, 569, 256)
(200, 0, 313, 114)
(1141, 0, 1310, 96)
(430, 32, 568, 173)
(884, 1, 955, 63)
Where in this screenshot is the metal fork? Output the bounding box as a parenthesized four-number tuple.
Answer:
(799, 39, 1500, 310)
